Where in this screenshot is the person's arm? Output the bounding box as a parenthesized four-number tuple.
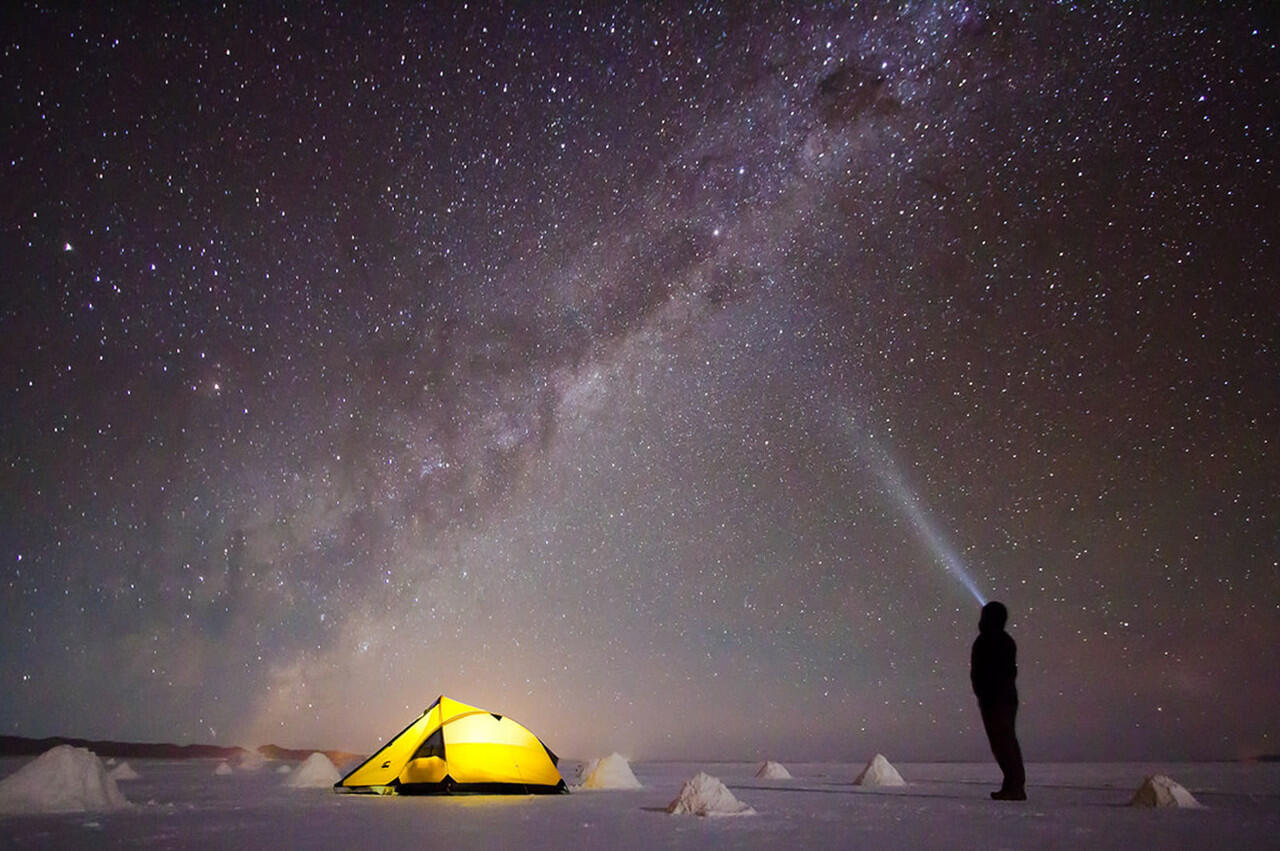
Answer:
(970, 638, 985, 697)
(1003, 635, 1018, 683)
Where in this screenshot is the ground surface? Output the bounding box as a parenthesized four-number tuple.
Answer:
(3, 759, 1278, 849)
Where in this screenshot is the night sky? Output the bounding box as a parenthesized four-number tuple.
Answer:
(3, 3, 1276, 763)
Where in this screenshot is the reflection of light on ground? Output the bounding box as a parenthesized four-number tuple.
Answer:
(393, 794, 549, 810)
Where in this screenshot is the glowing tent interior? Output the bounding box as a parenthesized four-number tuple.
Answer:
(334, 696, 567, 795)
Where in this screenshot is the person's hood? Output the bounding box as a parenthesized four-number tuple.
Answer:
(979, 601, 1008, 633)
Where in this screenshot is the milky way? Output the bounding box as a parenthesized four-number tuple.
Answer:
(2, 3, 1276, 761)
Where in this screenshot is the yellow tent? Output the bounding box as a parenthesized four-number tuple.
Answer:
(334, 695, 567, 795)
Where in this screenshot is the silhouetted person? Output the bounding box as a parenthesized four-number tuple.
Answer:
(971, 600, 1026, 800)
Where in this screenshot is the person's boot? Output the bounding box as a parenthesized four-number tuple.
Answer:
(991, 788, 1027, 801)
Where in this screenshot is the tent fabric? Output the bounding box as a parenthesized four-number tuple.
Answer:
(335, 696, 566, 795)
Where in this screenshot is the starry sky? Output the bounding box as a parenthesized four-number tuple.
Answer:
(2, 3, 1276, 763)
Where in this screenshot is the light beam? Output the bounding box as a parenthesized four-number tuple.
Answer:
(843, 417, 987, 605)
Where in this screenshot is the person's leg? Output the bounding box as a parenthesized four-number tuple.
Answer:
(979, 703, 1006, 784)
(981, 701, 1025, 798)
(1004, 702, 1025, 792)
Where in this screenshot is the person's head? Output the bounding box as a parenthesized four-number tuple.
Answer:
(979, 600, 1008, 633)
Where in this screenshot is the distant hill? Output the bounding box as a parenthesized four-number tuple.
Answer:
(0, 735, 362, 767)
(256, 743, 365, 766)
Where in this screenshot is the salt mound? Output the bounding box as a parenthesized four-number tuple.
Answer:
(667, 772, 755, 817)
(854, 754, 905, 787)
(214, 761, 234, 776)
(579, 753, 643, 789)
(238, 749, 267, 772)
(1131, 774, 1201, 808)
(277, 764, 293, 774)
(109, 761, 140, 781)
(285, 752, 341, 788)
(756, 761, 793, 780)
(0, 745, 129, 814)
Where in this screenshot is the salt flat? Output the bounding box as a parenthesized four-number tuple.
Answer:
(3, 758, 1278, 849)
